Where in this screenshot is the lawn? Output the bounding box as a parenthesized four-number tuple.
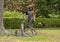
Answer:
(0, 28, 60, 42)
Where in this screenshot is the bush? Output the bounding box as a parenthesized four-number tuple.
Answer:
(4, 11, 26, 19)
(3, 11, 60, 29)
(3, 17, 23, 29)
(34, 17, 60, 28)
(3, 17, 60, 29)
(3, 11, 28, 29)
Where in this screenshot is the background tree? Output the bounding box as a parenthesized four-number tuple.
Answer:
(0, 0, 7, 34)
(4, 0, 60, 17)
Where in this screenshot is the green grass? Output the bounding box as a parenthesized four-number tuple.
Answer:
(0, 28, 60, 42)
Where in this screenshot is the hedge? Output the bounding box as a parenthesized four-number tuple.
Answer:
(3, 17, 60, 29)
(3, 17, 22, 29)
(34, 17, 60, 28)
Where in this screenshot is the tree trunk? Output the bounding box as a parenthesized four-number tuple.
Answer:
(0, 0, 7, 34)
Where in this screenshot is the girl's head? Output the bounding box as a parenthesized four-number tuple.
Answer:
(28, 7, 33, 11)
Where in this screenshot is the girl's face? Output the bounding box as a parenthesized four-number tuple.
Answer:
(28, 7, 33, 11)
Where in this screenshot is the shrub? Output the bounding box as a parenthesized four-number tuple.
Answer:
(3, 17, 60, 29)
(3, 11, 28, 29)
(34, 17, 60, 28)
(4, 11, 26, 19)
(3, 17, 23, 29)
(3, 11, 60, 29)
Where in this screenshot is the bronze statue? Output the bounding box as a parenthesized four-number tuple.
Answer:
(20, 0, 38, 36)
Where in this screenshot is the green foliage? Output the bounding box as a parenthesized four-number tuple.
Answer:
(34, 17, 60, 28)
(35, 0, 60, 17)
(48, 14, 60, 18)
(4, 18, 22, 29)
(4, 11, 27, 20)
(4, 0, 60, 17)
(3, 11, 60, 29)
(4, 11, 27, 29)
(3, 17, 60, 29)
